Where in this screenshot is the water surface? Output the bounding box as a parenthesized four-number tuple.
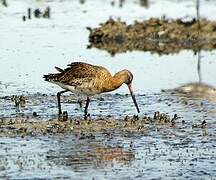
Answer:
(0, 0, 216, 179)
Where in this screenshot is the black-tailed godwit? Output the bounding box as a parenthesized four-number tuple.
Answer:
(43, 62, 140, 119)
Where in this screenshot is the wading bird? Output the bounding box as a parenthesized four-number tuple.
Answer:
(43, 62, 140, 119)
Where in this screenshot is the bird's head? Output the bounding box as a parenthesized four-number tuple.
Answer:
(123, 70, 134, 85)
(121, 70, 140, 113)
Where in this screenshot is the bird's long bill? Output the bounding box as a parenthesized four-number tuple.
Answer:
(128, 84, 140, 113)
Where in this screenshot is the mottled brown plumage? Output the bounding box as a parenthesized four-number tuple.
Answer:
(44, 62, 140, 119)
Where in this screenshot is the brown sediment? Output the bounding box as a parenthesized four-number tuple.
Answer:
(87, 18, 216, 55)
(0, 112, 177, 137)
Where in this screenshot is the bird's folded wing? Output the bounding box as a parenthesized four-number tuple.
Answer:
(58, 62, 98, 85)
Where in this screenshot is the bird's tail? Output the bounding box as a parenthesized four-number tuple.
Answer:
(43, 73, 60, 82)
(43, 66, 64, 82)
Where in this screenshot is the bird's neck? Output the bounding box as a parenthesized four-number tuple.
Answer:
(102, 71, 126, 92)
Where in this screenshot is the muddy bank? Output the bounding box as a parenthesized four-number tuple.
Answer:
(0, 111, 180, 137)
(88, 18, 216, 55)
(0, 91, 215, 137)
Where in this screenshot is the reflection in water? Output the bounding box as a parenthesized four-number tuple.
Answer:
(92, 146, 134, 163)
(79, 0, 85, 4)
(139, 0, 149, 8)
(175, 82, 216, 103)
(196, 0, 201, 36)
(1, 0, 7, 7)
(196, 0, 200, 22)
(173, 51, 216, 104)
(0, 136, 135, 178)
(47, 142, 135, 171)
(197, 51, 202, 83)
(79, 0, 150, 8)
(109, 0, 149, 8)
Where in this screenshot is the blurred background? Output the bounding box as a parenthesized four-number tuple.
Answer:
(0, 0, 216, 96)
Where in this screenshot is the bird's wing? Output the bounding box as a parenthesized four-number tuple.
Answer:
(57, 62, 102, 86)
(44, 62, 111, 87)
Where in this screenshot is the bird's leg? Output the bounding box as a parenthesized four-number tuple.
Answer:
(57, 90, 68, 115)
(84, 97, 90, 120)
(78, 99, 83, 108)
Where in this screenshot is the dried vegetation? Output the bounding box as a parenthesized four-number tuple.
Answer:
(88, 18, 216, 55)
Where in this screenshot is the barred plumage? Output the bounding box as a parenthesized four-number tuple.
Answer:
(44, 62, 140, 119)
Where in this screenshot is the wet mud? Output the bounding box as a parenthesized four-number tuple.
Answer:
(0, 92, 215, 179)
(0, 111, 178, 137)
(0, 92, 215, 138)
(1, 85, 216, 179)
(88, 18, 216, 55)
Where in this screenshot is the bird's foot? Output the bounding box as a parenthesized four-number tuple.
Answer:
(84, 113, 90, 120)
(58, 111, 68, 121)
(58, 114, 62, 121)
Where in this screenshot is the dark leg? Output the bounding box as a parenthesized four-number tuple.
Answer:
(57, 90, 68, 115)
(84, 97, 90, 120)
(78, 99, 82, 108)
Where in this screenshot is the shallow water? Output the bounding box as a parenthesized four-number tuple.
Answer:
(0, 0, 216, 179)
